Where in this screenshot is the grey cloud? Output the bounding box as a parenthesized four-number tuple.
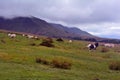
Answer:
(0, 0, 120, 39)
(0, 0, 120, 24)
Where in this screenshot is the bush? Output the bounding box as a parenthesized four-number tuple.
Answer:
(93, 78, 100, 80)
(29, 43, 36, 46)
(34, 37, 40, 40)
(56, 38, 64, 42)
(1, 39, 6, 44)
(40, 37, 54, 47)
(40, 41, 54, 47)
(43, 37, 53, 43)
(51, 59, 72, 69)
(109, 61, 120, 71)
(101, 48, 109, 53)
(36, 57, 50, 65)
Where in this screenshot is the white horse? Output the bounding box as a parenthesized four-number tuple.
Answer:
(27, 35, 34, 39)
(8, 33, 11, 37)
(22, 34, 25, 37)
(104, 43, 115, 48)
(8, 33, 16, 38)
(69, 40, 73, 43)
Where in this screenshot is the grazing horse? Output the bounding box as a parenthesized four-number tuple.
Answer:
(27, 35, 34, 39)
(69, 40, 73, 43)
(104, 43, 115, 48)
(94, 42, 99, 49)
(87, 42, 99, 50)
(8, 33, 16, 38)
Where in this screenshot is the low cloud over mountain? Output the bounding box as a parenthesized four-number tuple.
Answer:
(0, 0, 120, 39)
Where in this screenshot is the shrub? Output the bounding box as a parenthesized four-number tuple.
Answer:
(40, 41, 54, 47)
(36, 57, 42, 63)
(1, 39, 6, 44)
(109, 61, 120, 71)
(93, 78, 100, 80)
(36, 57, 50, 65)
(29, 43, 36, 46)
(101, 48, 109, 53)
(56, 38, 64, 42)
(51, 59, 72, 69)
(40, 37, 54, 47)
(43, 37, 53, 43)
(34, 37, 40, 40)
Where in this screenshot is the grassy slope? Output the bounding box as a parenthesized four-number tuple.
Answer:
(0, 32, 120, 80)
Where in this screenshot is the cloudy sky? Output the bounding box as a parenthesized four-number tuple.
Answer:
(0, 0, 120, 39)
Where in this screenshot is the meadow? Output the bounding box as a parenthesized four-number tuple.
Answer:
(0, 32, 120, 80)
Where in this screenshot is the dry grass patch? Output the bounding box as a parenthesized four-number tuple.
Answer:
(36, 57, 50, 65)
(109, 61, 120, 71)
(51, 59, 72, 69)
(36, 57, 72, 69)
(101, 47, 109, 53)
(0, 53, 12, 61)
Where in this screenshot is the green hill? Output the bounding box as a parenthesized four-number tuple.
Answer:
(0, 32, 120, 80)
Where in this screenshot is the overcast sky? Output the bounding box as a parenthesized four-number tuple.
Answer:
(0, 0, 120, 39)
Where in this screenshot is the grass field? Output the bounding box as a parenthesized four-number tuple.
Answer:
(0, 32, 120, 80)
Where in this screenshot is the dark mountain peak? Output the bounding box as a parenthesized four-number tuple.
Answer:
(69, 27, 92, 36)
(0, 16, 95, 39)
(50, 23, 92, 37)
(0, 17, 5, 22)
(0, 16, 4, 19)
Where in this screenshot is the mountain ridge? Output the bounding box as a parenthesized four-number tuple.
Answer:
(0, 16, 95, 39)
(0, 16, 120, 43)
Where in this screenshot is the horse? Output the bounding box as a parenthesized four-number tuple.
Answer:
(104, 43, 115, 48)
(69, 40, 73, 43)
(8, 33, 16, 38)
(87, 42, 99, 50)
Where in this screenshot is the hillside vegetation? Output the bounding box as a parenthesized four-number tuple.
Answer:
(0, 32, 120, 80)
